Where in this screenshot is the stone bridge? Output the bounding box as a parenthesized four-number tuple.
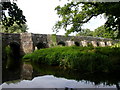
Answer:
(0, 33, 119, 56)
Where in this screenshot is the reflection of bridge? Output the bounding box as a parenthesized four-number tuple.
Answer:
(1, 33, 120, 55)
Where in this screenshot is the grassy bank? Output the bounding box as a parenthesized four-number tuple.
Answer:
(23, 46, 120, 73)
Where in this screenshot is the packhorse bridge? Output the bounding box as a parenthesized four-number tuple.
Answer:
(0, 33, 120, 56)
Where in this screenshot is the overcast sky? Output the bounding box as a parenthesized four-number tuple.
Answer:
(16, 0, 106, 35)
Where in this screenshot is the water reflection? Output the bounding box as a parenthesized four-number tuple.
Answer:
(2, 62, 21, 83)
(21, 62, 33, 80)
(32, 63, 120, 86)
(2, 62, 120, 89)
(2, 75, 117, 88)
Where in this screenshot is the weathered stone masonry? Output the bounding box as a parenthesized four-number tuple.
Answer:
(1, 33, 120, 55)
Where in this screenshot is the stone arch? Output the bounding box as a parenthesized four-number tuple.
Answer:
(9, 42, 20, 58)
(5, 42, 21, 69)
(74, 42, 80, 46)
(58, 41, 66, 46)
(96, 42, 99, 46)
(87, 42, 93, 47)
(36, 42, 47, 49)
(104, 42, 107, 46)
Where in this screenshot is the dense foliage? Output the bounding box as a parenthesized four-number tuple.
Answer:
(76, 25, 118, 39)
(1, 1, 26, 30)
(76, 28, 93, 36)
(93, 25, 118, 39)
(53, 1, 120, 38)
(0, 23, 28, 33)
(23, 46, 120, 73)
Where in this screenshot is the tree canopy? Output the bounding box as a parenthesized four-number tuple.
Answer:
(53, 1, 120, 38)
(76, 25, 118, 39)
(76, 28, 93, 36)
(0, 23, 28, 33)
(0, 1, 27, 30)
(93, 25, 118, 39)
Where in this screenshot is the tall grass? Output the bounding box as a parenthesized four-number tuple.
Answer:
(23, 46, 120, 73)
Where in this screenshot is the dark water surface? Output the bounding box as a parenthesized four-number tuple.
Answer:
(1, 62, 120, 89)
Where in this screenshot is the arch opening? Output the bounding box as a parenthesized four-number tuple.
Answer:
(9, 42, 20, 58)
(105, 42, 107, 46)
(96, 42, 99, 46)
(36, 42, 46, 49)
(5, 42, 20, 69)
(58, 41, 66, 46)
(74, 42, 80, 46)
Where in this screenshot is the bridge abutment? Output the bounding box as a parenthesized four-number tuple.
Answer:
(20, 33, 34, 55)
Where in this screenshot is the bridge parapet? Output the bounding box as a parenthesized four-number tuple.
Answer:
(1, 33, 120, 55)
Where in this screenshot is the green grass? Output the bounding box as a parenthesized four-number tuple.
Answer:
(23, 46, 120, 73)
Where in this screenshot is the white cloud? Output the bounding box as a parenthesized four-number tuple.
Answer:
(82, 15, 107, 31)
(2, 75, 116, 88)
(16, 0, 106, 35)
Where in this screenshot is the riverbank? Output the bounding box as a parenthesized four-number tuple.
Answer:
(23, 46, 120, 73)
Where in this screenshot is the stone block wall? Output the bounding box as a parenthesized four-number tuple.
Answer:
(32, 34, 48, 49)
(106, 41, 112, 46)
(47, 34, 57, 47)
(81, 40, 88, 47)
(66, 41, 75, 46)
(1, 33, 120, 55)
(91, 41, 97, 47)
(20, 33, 34, 54)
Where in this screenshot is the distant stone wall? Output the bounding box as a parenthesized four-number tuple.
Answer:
(1, 33, 120, 55)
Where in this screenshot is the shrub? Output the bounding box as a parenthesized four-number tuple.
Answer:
(111, 42, 120, 48)
(23, 46, 120, 73)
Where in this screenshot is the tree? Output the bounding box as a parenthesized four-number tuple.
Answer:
(53, 1, 120, 38)
(93, 25, 118, 39)
(0, 1, 26, 30)
(76, 25, 118, 39)
(76, 28, 93, 36)
(0, 23, 28, 33)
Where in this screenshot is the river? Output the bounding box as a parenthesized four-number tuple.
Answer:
(1, 62, 120, 90)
